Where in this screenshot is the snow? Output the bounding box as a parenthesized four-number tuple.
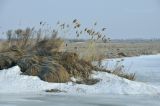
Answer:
(0, 62, 160, 95)
(102, 54, 160, 85)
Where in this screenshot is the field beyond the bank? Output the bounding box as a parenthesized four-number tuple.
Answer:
(65, 40, 160, 59)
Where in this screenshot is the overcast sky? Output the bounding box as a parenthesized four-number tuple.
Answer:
(0, 0, 160, 39)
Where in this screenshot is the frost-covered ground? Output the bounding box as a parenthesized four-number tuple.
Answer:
(0, 54, 160, 106)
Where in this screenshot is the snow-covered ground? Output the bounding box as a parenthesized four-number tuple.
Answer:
(102, 54, 160, 85)
(1, 54, 160, 106)
(0, 55, 160, 95)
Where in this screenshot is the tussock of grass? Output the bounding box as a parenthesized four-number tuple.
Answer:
(112, 69, 136, 80)
(0, 55, 16, 70)
(111, 60, 136, 80)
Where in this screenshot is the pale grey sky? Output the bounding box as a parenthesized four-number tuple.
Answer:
(0, 0, 160, 39)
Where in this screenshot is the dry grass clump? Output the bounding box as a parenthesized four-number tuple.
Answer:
(57, 52, 93, 80)
(15, 49, 71, 82)
(14, 40, 94, 83)
(34, 38, 64, 52)
(38, 62, 70, 83)
(0, 55, 16, 70)
(17, 54, 70, 83)
(20, 51, 94, 83)
(111, 60, 136, 80)
(0, 19, 136, 84)
(112, 67, 136, 80)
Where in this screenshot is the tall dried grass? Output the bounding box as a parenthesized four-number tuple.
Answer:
(111, 59, 135, 80)
(1, 19, 136, 82)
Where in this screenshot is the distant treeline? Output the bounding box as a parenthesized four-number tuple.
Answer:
(65, 38, 160, 43)
(1, 36, 160, 43)
(111, 39, 160, 43)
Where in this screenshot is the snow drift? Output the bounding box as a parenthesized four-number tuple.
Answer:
(0, 65, 160, 95)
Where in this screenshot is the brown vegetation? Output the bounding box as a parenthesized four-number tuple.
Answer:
(0, 20, 137, 84)
(65, 40, 160, 59)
